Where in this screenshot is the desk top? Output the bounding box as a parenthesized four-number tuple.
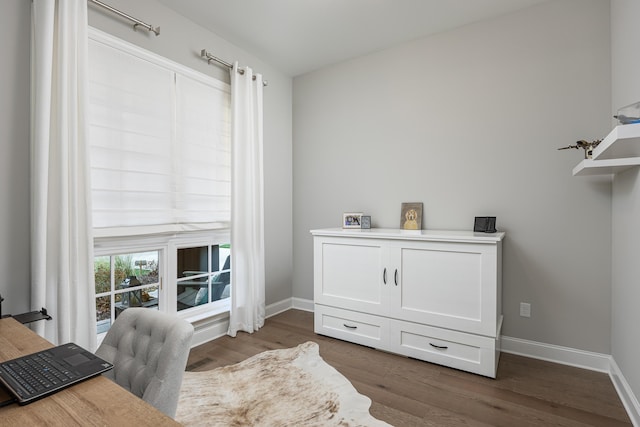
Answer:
(0, 317, 180, 426)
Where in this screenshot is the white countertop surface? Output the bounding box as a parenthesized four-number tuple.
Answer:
(310, 227, 505, 243)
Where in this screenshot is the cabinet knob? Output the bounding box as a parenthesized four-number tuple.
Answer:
(394, 269, 398, 286)
(383, 268, 387, 284)
(343, 324, 357, 330)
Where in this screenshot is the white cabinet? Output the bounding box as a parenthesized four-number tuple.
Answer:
(312, 228, 505, 377)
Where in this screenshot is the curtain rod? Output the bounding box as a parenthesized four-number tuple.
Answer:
(88, 0, 160, 36)
(200, 49, 268, 87)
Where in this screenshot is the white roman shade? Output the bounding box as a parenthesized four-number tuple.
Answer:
(87, 31, 231, 237)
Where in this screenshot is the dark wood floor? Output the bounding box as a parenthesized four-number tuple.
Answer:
(185, 309, 631, 427)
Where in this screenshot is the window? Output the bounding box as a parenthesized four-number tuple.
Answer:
(95, 250, 160, 334)
(176, 244, 231, 311)
(88, 29, 232, 336)
(88, 31, 231, 237)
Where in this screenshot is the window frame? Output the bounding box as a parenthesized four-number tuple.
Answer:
(94, 230, 231, 325)
(88, 27, 233, 335)
(168, 231, 231, 322)
(94, 247, 162, 334)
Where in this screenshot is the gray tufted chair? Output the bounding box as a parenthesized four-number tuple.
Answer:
(95, 307, 194, 418)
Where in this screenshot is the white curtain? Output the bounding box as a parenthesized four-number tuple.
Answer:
(31, 0, 96, 350)
(228, 63, 265, 336)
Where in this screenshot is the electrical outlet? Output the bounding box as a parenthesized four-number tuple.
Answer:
(520, 302, 531, 318)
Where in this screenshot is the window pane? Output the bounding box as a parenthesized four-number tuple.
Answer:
(115, 251, 160, 317)
(94, 256, 111, 294)
(177, 244, 209, 311)
(114, 254, 134, 285)
(177, 276, 208, 311)
(177, 246, 208, 278)
(96, 295, 111, 334)
(95, 251, 160, 335)
(213, 245, 231, 302)
(177, 244, 230, 311)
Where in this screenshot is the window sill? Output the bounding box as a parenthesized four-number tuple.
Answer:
(178, 299, 230, 324)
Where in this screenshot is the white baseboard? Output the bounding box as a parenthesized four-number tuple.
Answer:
(265, 298, 294, 318)
(500, 335, 611, 373)
(501, 335, 640, 426)
(292, 297, 314, 312)
(610, 358, 640, 427)
(265, 297, 314, 317)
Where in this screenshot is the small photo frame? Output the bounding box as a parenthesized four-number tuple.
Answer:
(474, 216, 497, 233)
(343, 212, 363, 229)
(400, 202, 423, 230)
(361, 215, 371, 229)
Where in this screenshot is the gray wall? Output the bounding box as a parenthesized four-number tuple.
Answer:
(0, 0, 624, 364)
(0, 0, 31, 315)
(0, 0, 293, 313)
(611, 0, 640, 406)
(293, 0, 613, 353)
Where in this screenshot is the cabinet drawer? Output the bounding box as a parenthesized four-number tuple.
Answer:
(314, 305, 390, 350)
(389, 319, 499, 378)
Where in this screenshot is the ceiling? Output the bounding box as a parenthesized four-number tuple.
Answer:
(157, 0, 550, 77)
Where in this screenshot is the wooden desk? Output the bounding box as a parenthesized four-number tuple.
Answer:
(0, 317, 180, 426)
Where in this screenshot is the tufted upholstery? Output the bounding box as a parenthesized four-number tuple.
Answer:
(96, 308, 194, 418)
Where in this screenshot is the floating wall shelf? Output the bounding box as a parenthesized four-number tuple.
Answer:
(573, 123, 640, 176)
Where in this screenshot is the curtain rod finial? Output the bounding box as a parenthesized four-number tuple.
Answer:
(133, 23, 160, 36)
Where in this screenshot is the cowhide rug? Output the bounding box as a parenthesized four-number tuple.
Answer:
(175, 341, 392, 427)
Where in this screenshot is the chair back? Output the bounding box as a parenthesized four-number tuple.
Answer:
(96, 307, 194, 418)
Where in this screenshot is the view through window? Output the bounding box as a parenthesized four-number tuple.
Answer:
(94, 242, 231, 336)
(95, 250, 160, 334)
(176, 244, 231, 311)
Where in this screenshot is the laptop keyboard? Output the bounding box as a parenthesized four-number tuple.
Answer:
(0, 351, 78, 399)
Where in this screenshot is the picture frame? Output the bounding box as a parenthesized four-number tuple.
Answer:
(474, 216, 497, 233)
(400, 202, 423, 230)
(361, 215, 371, 229)
(342, 212, 363, 229)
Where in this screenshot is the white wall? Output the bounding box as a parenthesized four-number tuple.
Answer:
(293, 0, 612, 353)
(87, 0, 294, 306)
(611, 0, 640, 407)
(0, 0, 31, 315)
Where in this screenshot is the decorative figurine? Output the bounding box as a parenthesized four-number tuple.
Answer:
(557, 139, 602, 159)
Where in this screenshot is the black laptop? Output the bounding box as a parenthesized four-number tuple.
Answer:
(0, 343, 113, 405)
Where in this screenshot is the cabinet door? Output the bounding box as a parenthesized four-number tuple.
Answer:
(314, 237, 388, 315)
(388, 240, 499, 337)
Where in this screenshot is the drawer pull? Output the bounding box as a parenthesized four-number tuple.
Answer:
(394, 269, 398, 286)
(429, 343, 448, 350)
(343, 324, 358, 330)
(383, 268, 387, 284)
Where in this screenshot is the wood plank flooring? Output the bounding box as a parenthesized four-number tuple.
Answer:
(185, 309, 631, 426)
